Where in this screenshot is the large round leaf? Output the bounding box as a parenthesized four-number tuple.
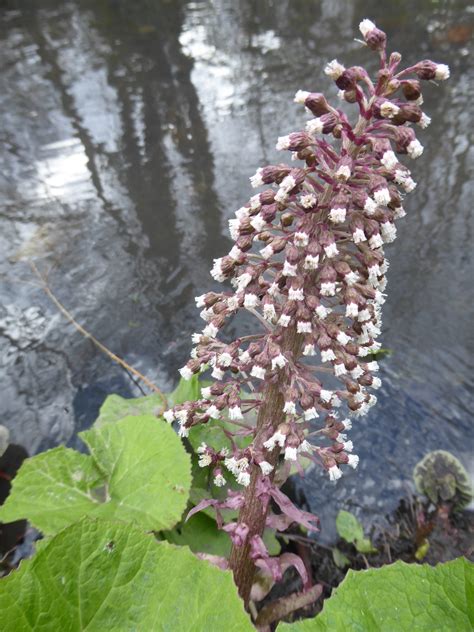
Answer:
(278, 558, 473, 631)
(0, 518, 253, 631)
(0, 415, 191, 534)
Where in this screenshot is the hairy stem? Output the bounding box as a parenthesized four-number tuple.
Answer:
(229, 327, 303, 604)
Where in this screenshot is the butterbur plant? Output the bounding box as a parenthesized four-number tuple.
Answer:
(164, 19, 449, 606)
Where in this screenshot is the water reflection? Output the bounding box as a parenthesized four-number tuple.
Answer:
(0, 0, 471, 535)
(35, 139, 92, 202)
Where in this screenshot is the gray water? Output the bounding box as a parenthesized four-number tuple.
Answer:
(0, 0, 472, 539)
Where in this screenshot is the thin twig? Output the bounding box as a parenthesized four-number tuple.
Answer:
(280, 533, 333, 551)
(255, 584, 323, 627)
(29, 262, 166, 403)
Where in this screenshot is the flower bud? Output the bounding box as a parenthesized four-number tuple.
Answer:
(384, 78, 400, 97)
(413, 60, 450, 81)
(373, 98, 400, 119)
(295, 91, 331, 116)
(276, 132, 314, 152)
(306, 112, 339, 135)
(401, 79, 422, 102)
(392, 103, 423, 125)
(250, 164, 292, 188)
(281, 212, 294, 227)
(335, 67, 360, 91)
(324, 59, 345, 80)
(359, 19, 386, 51)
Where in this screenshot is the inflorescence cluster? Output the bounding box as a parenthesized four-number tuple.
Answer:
(163, 19, 448, 551)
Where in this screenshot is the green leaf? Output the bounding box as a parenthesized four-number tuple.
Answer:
(415, 538, 430, 561)
(170, 374, 201, 406)
(278, 558, 474, 631)
(188, 419, 252, 455)
(81, 414, 192, 530)
(366, 347, 392, 361)
(263, 529, 282, 556)
(335, 510, 364, 545)
(0, 518, 254, 631)
(188, 458, 242, 524)
(0, 448, 103, 534)
(332, 548, 350, 569)
(94, 392, 166, 427)
(0, 416, 191, 534)
(187, 392, 256, 454)
(164, 512, 232, 557)
(354, 537, 377, 554)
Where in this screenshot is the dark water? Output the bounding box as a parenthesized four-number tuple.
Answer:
(0, 0, 472, 540)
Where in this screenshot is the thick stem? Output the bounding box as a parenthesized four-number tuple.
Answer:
(228, 383, 282, 604)
(229, 328, 303, 605)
